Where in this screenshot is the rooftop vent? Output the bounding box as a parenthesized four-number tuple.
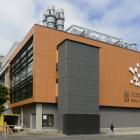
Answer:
(56, 8, 65, 31)
(43, 6, 65, 30)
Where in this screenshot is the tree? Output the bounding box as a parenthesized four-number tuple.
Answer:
(0, 84, 9, 114)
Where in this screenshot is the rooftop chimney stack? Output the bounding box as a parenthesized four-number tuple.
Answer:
(56, 8, 65, 31)
(43, 6, 65, 30)
(43, 6, 56, 29)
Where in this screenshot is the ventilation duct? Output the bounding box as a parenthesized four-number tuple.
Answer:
(43, 6, 65, 31)
(43, 6, 56, 29)
(56, 8, 65, 30)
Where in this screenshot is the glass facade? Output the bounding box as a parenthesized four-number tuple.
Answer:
(0, 56, 4, 72)
(10, 37, 33, 103)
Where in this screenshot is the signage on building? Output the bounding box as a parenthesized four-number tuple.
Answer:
(124, 91, 140, 103)
(129, 63, 140, 87)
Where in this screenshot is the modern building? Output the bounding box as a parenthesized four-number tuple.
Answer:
(6, 7, 140, 135)
(0, 55, 4, 85)
(0, 42, 18, 113)
(0, 42, 18, 86)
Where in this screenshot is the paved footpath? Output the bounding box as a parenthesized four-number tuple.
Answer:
(1, 134, 140, 140)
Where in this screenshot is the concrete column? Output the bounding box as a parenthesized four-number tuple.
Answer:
(36, 104, 42, 131)
(21, 107, 23, 128)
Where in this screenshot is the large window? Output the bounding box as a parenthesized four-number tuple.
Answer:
(10, 37, 33, 103)
(42, 114, 54, 127)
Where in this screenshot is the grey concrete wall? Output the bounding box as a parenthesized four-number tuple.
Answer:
(42, 104, 57, 128)
(100, 107, 140, 128)
(23, 104, 36, 128)
(58, 40, 99, 131)
(12, 106, 35, 128)
(13, 103, 57, 130)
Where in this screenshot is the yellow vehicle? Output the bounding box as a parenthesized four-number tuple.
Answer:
(0, 114, 19, 126)
(0, 114, 19, 134)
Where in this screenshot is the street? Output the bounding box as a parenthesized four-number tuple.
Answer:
(0, 134, 140, 140)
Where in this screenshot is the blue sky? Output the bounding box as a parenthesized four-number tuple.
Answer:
(0, 0, 140, 55)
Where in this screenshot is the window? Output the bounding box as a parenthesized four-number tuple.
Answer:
(27, 62, 33, 73)
(42, 114, 54, 127)
(20, 68, 27, 81)
(10, 37, 33, 103)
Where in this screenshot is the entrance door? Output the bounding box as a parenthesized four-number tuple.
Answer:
(30, 113, 36, 129)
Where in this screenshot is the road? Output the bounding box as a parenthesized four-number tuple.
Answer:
(0, 134, 140, 140)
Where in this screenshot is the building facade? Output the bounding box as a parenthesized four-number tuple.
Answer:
(0, 56, 4, 73)
(8, 24, 140, 134)
(0, 55, 4, 85)
(0, 42, 18, 113)
(0, 42, 18, 86)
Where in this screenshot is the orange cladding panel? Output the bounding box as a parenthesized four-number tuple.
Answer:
(9, 26, 35, 108)
(100, 45, 140, 108)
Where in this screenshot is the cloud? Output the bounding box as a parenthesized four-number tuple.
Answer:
(0, 0, 140, 56)
(0, 0, 37, 55)
(85, 0, 140, 44)
(67, 0, 140, 47)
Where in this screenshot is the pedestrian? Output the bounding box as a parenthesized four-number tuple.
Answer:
(110, 123, 114, 136)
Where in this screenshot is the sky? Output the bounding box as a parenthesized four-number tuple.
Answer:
(0, 0, 140, 56)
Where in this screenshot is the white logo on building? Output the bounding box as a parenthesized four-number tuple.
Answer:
(129, 63, 140, 87)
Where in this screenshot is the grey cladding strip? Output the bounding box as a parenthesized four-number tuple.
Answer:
(57, 40, 99, 134)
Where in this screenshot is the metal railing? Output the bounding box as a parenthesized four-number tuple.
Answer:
(66, 25, 137, 51)
(0, 123, 14, 136)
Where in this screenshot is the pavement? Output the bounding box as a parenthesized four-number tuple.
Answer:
(1, 134, 140, 140)
(1, 128, 140, 140)
(100, 127, 140, 136)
